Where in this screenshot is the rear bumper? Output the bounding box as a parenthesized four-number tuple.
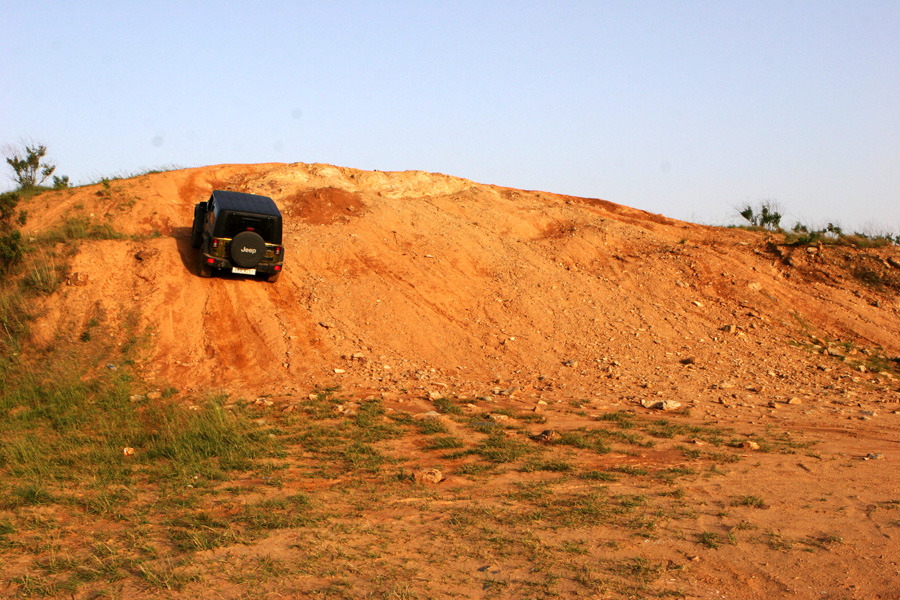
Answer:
(200, 253, 283, 274)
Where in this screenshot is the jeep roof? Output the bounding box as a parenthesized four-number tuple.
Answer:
(211, 190, 282, 218)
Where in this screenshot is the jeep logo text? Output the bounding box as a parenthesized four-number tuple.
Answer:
(240, 247, 257, 254)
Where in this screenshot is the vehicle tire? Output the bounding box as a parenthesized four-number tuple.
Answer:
(190, 206, 204, 248)
(198, 253, 212, 278)
(230, 231, 266, 268)
(267, 271, 280, 283)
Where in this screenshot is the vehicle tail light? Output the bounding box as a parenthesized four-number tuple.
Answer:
(274, 246, 282, 255)
(274, 265, 281, 271)
(207, 258, 215, 264)
(212, 238, 219, 248)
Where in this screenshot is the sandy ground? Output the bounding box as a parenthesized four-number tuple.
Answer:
(16, 163, 900, 598)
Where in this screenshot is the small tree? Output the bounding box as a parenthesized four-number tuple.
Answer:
(4, 143, 56, 189)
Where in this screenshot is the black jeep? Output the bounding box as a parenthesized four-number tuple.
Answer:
(190, 190, 284, 282)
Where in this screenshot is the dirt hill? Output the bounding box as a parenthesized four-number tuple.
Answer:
(19, 162, 900, 398)
(10, 163, 900, 599)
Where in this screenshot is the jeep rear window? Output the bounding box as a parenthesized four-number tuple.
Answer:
(221, 213, 280, 243)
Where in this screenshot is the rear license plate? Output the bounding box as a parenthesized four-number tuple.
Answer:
(232, 267, 256, 275)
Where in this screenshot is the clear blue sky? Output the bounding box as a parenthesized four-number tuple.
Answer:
(3, 1, 898, 232)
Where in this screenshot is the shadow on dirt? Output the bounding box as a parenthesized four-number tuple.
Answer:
(172, 227, 198, 275)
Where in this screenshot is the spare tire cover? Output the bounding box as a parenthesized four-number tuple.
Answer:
(230, 231, 266, 268)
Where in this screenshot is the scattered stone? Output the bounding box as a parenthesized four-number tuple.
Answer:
(532, 429, 560, 443)
(428, 391, 443, 400)
(496, 386, 520, 396)
(641, 399, 682, 411)
(692, 300, 704, 307)
(414, 468, 443, 484)
(253, 398, 274, 407)
(562, 359, 578, 367)
(318, 321, 334, 329)
(741, 441, 761, 450)
(332, 403, 359, 416)
(806, 246, 818, 255)
(864, 453, 884, 460)
(721, 324, 737, 334)
(787, 397, 803, 405)
(415, 411, 442, 419)
(680, 357, 696, 365)
(333, 368, 346, 374)
(134, 249, 159, 260)
(68, 272, 89, 286)
(146, 391, 162, 400)
(123, 447, 134, 456)
(488, 413, 510, 422)
(129, 394, 145, 402)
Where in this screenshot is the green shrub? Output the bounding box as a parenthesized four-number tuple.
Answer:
(0, 192, 20, 226)
(0, 231, 24, 270)
(738, 201, 782, 231)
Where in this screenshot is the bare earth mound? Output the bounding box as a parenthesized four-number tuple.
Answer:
(11, 163, 900, 598)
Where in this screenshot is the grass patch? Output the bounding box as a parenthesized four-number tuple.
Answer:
(557, 430, 612, 453)
(474, 431, 534, 463)
(417, 416, 448, 435)
(730, 495, 767, 508)
(423, 435, 464, 451)
(698, 531, 722, 549)
(520, 458, 574, 473)
(431, 396, 464, 415)
(41, 215, 124, 244)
